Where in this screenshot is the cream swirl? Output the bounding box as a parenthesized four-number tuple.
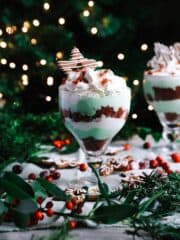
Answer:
(147, 42, 180, 76)
(59, 47, 128, 94)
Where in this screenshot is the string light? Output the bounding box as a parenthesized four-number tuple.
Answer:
(141, 43, 148, 51)
(31, 38, 37, 45)
(83, 10, 90, 17)
(58, 18, 65, 25)
(90, 27, 98, 35)
(45, 96, 52, 102)
(23, 21, 30, 29)
(97, 61, 104, 67)
(40, 59, 47, 65)
(46, 76, 54, 86)
(148, 105, 154, 111)
(33, 19, 40, 27)
(6, 25, 16, 35)
(56, 51, 63, 59)
(88, 1, 94, 7)
(43, 2, 50, 10)
(0, 41, 7, 48)
(0, 58, 7, 65)
(21, 74, 29, 86)
(117, 53, 125, 60)
(9, 62, 16, 69)
(0, 93, 3, 99)
(0, 29, 3, 36)
(132, 113, 138, 119)
(133, 79, 140, 86)
(22, 26, 28, 33)
(22, 64, 28, 71)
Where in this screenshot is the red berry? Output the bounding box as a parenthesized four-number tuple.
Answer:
(52, 171, 61, 180)
(66, 201, 74, 210)
(156, 156, 164, 166)
(12, 198, 20, 206)
(143, 142, 151, 149)
(34, 210, 44, 220)
(139, 161, 146, 169)
(46, 208, 54, 217)
(12, 164, 23, 174)
(79, 163, 88, 172)
(53, 140, 62, 148)
(40, 170, 49, 178)
(45, 175, 53, 182)
(64, 139, 70, 145)
(171, 153, 180, 163)
(162, 162, 169, 170)
(68, 220, 77, 229)
(46, 201, 53, 209)
(28, 173, 36, 180)
(123, 143, 131, 151)
(37, 197, 44, 205)
(165, 168, 173, 174)
(150, 159, 158, 168)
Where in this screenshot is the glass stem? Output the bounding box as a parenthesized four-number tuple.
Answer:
(162, 126, 179, 151)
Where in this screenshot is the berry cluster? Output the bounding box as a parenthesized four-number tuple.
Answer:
(52, 138, 71, 149)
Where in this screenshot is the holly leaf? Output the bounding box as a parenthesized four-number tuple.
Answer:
(0, 200, 8, 215)
(138, 127, 151, 140)
(37, 178, 67, 201)
(0, 174, 33, 200)
(91, 204, 136, 224)
(13, 210, 30, 228)
(4, 172, 34, 197)
(15, 199, 38, 214)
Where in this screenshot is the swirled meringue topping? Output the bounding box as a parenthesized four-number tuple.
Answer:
(58, 47, 127, 94)
(146, 42, 180, 76)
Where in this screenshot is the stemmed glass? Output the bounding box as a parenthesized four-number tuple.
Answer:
(143, 74, 180, 152)
(59, 87, 131, 165)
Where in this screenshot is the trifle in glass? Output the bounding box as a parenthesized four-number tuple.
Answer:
(143, 42, 180, 151)
(58, 47, 131, 163)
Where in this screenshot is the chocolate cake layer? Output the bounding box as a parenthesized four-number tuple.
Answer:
(153, 86, 180, 101)
(82, 137, 108, 151)
(62, 106, 127, 122)
(165, 113, 180, 121)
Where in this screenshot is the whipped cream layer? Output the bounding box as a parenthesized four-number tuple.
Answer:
(60, 68, 127, 95)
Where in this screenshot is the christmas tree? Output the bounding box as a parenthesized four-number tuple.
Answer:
(0, 0, 179, 161)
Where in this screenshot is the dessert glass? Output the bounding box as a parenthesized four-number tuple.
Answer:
(143, 74, 180, 151)
(59, 87, 131, 163)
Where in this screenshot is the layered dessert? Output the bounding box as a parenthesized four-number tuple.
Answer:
(58, 47, 131, 156)
(143, 42, 180, 126)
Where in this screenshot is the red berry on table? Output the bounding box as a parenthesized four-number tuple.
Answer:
(40, 170, 49, 178)
(34, 210, 44, 221)
(79, 163, 88, 172)
(165, 168, 173, 174)
(139, 161, 146, 169)
(53, 140, 62, 148)
(171, 153, 180, 163)
(64, 138, 70, 145)
(45, 175, 53, 182)
(162, 162, 169, 170)
(12, 164, 23, 174)
(37, 197, 44, 205)
(123, 143, 131, 151)
(46, 201, 54, 209)
(66, 201, 74, 210)
(150, 159, 158, 168)
(52, 171, 61, 180)
(156, 156, 164, 166)
(46, 208, 54, 217)
(143, 142, 151, 149)
(28, 173, 36, 180)
(68, 220, 77, 229)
